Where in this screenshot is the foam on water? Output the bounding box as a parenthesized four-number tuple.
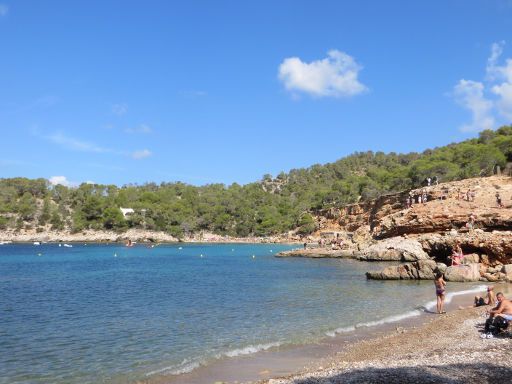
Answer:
(326, 284, 489, 337)
(146, 359, 202, 376)
(221, 342, 281, 358)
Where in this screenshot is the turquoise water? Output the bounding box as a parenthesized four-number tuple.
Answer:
(0, 243, 483, 383)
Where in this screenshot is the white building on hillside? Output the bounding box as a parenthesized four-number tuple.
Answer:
(119, 207, 135, 218)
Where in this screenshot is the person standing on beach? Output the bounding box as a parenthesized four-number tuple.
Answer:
(434, 272, 446, 314)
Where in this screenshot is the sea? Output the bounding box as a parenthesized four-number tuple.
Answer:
(0, 243, 488, 383)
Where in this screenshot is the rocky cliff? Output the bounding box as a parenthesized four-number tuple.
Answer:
(292, 176, 512, 282)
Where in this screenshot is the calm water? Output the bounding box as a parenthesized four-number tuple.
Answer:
(0, 243, 483, 383)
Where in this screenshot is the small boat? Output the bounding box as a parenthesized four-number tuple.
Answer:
(63, 244, 73, 248)
(33, 242, 41, 246)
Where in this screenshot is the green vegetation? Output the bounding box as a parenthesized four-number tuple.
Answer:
(0, 126, 511, 237)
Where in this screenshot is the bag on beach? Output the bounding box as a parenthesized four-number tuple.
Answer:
(493, 316, 509, 331)
(485, 316, 509, 335)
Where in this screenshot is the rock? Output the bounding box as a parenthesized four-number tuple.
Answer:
(276, 248, 356, 258)
(436, 262, 448, 274)
(502, 264, 512, 275)
(444, 263, 481, 282)
(483, 272, 500, 282)
(357, 237, 428, 262)
(366, 259, 438, 280)
(461, 253, 479, 264)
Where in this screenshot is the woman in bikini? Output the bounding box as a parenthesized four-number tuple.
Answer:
(451, 243, 463, 266)
(434, 272, 446, 314)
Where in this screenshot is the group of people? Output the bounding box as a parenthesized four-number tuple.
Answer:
(405, 189, 429, 208)
(482, 290, 512, 337)
(434, 275, 512, 337)
(425, 176, 439, 186)
(456, 188, 476, 201)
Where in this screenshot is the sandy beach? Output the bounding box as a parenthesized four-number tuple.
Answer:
(260, 299, 512, 384)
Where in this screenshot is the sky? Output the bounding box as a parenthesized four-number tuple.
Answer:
(1, 0, 512, 187)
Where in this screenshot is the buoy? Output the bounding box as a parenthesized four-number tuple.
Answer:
(200, 254, 203, 258)
(252, 255, 255, 259)
(178, 247, 183, 250)
(114, 253, 117, 257)
(37, 253, 42, 256)
(58, 244, 62, 247)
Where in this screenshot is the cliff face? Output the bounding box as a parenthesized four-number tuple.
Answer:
(315, 176, 512, 238)
(311, 176, 512, 281)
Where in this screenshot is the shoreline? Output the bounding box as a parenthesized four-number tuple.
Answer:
(144, 283, 511, 384)
(257, 284, 512, 384)
(0, 229, 302, 244)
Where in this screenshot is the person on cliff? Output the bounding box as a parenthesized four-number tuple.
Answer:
(434, 272, 446, 314)
(451, 243, 463, 266)
(496, 192, 503, 208)
(466, 214, 476, 231)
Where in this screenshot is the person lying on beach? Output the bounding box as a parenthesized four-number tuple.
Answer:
(474, 286, 495, 307)
(484, 292, 512, 333)
(434, 272, 446, 314)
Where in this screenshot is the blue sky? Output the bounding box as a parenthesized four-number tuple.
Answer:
(1, 1, 512, 187)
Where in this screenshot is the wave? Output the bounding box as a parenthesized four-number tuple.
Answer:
(145, 342, 282, 377)
(145, 358, 201, 377)
(221, 341, 281, 358)
(326, 284, 488, 337)
(325, 325, 356, 337)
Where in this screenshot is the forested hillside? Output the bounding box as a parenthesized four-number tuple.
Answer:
(1, 126, 511, 238)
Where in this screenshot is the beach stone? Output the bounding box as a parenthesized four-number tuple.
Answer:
(444, 263, 481, 282)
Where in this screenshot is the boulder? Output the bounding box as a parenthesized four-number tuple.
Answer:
(461, 253, 480, 264)
(358, 237, 428, 262)
(444, 263, 481, 282)
(502, 264, 512, 278)
(436, 262, 448, 274)
(483, 272, 500, 282)
(366, 259, 438, 280)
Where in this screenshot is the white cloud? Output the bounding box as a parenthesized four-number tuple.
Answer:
(278, 50, 367, 98)
(49, 176, 76, 188)
(131, 149, 152, 159)
(454, 41, 512, 131)
(453, 79, 495, 132)
(125, 124, 152, 134)
(112, 103, 128, 116)
(47, 132, 112, 153)
(0, 4, 8, 17)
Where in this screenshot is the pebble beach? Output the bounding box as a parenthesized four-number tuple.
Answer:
(261, 305, 512, 384)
